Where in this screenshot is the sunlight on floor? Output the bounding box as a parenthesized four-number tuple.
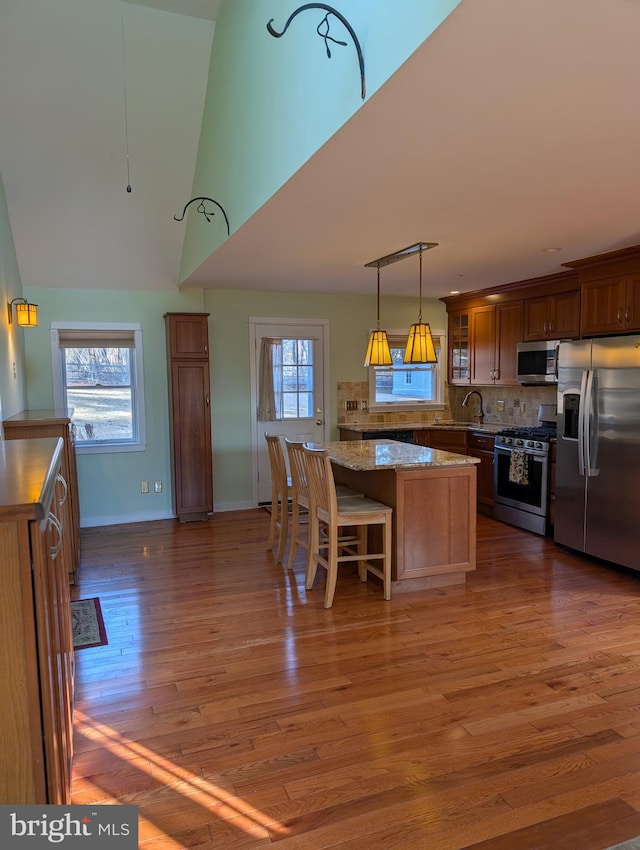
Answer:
(75, 710, 290, 842)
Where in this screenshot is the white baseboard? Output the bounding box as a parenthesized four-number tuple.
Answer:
(214, 501, 256, 512)
(80, 509, 175, 528)
(80, 503, 257, 527)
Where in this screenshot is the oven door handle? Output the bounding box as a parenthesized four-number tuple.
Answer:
(494, 446, 547, 460)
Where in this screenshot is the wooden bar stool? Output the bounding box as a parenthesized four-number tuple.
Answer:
(264, 433, 292, 564)
(284, 438, 362, 572)
(302, 444, 392, 608)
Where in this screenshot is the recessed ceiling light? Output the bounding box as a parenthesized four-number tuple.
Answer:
(449, 290, 460, 295)
(542, 247, 561, 253)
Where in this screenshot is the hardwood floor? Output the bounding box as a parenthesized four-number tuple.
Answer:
(71, 510, 640, 849)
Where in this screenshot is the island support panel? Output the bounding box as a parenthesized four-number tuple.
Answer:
(331, 464, 477, 590)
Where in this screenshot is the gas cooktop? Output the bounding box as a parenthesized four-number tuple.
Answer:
(496, 426, 557, 439)
(494, 425, 556, 452)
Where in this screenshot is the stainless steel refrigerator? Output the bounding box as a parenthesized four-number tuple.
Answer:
(555, 335, 640, 571)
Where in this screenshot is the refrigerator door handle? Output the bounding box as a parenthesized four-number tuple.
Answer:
(577, 370, 589, 476)
(584, 369, 600, 477)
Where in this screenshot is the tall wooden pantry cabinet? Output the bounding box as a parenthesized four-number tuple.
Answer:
(164, 313, 214, 521)
(0, 438, 74, 803)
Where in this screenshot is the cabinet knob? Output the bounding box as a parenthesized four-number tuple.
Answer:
(618, 307, 624, 324)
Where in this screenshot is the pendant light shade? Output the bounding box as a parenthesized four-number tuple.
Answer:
(405, 320, 437, 363)
(364, 264, 392, 366)
(364, 329, 392, 367)
(404, 245, 437, 364)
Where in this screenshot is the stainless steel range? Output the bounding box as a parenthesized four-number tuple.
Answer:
(493, 424, 556, 535)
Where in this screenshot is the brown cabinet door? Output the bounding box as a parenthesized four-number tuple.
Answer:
(524, 291, 580, 341)
(415, 428, 467, 453)
(624, 273, 640, 330)
(170, 361, 213, 517)
(581, 276, 627, 336)
(467, 431, 495, 507)
(470, 305, 495, 384)
(494, 301, 523, 384)
(166, 313, 210, 359)
(523, 295, 550, 341)
(549, 289, 580, 338)
(448, 310, 471, 384)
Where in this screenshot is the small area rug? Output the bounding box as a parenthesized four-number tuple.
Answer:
(71, 598, 108, 649)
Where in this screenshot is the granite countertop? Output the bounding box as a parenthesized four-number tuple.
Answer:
(339, 421, 507, 435)
(311, 439, 480, 472)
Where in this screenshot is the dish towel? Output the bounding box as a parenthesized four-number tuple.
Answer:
(508, 450, 529, 485)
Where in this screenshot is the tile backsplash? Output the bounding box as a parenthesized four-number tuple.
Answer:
(337, 381, 557, 427)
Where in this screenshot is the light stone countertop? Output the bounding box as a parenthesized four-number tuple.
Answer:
(338, 421, 507, 434)
(311, 439, 481, 472)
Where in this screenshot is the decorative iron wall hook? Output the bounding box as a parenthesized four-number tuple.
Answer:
(267, 4, 366, 100)
(173, 197, 230, 236)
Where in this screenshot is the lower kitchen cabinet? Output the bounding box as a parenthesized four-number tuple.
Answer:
(416, 428, 494, 510)
(466, 431, 495, 510)
(2, 409, 81, 583)
(414, 428, 467, 454)
(0, 438, 74, 803)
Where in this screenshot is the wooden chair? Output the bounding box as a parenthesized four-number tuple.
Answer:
(264, 433, 292, 564)
(302, 444, 392, 608)
(284, 438, 363, 571)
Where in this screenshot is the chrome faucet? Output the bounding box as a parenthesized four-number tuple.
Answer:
(462, 390, 485, 424)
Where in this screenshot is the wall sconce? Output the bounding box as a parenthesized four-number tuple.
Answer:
(404, 244, 438, 364)
(7, 297, 38, 327)
(363, 263, 392, 367)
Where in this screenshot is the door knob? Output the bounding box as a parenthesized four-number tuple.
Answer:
(316, 419, 323, 426)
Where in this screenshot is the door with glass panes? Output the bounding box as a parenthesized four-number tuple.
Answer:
(252, 321, 327, 504)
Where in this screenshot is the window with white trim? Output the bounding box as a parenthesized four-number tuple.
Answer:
(51, 323, 146, 453)
(368, 331, 445, 411)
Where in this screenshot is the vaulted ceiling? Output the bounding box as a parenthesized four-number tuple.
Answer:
(2, 0, 640, 299)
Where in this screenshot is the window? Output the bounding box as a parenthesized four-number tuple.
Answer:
(51, 323, 146, 453)
(257, 336, 315, 420)
(281, 338, 314, 418)
(368, 331, 445, 411)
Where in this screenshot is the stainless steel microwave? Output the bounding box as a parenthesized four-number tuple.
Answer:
(516, 340, 560, 384)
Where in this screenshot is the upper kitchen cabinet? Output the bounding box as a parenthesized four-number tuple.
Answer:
(579, 273, 640, 336)
(446, 301, 522, 386)
(523, 289, 580, 341)
(563, 245, 640, 336)
(448, 310, 470, 383)
(443, 269, 580, 386)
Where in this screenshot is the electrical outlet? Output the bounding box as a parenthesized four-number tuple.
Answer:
(154, 480, 162, 494)
(360, 400, 368, 411)
(513, 398, 520, 409)
(141, 480, 149, 494)
(496, 400, 505, 413)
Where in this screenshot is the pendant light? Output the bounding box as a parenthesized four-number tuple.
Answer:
(363, 263, 392, 366)
(404, 244, 437, 364)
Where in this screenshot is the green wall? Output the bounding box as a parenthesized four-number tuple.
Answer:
(0, 172, 28, 421)
(180, 0, 461, 280)
(23, 283, 444, 524)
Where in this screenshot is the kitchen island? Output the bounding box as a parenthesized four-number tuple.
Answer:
(316, 439, 480, 591)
